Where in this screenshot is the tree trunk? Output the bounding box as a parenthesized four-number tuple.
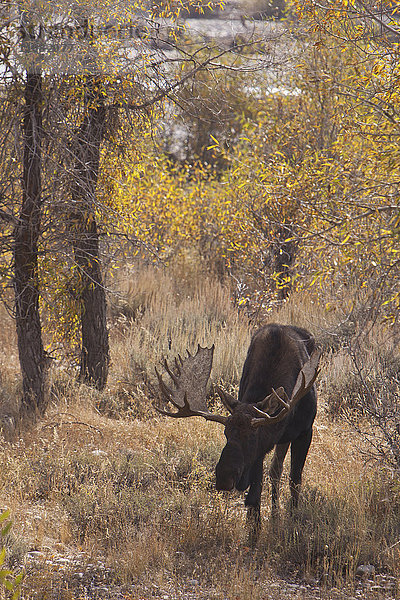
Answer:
(273, 225, 296, 301)
(70, 100, 109, 390)
(14, 71, 46, 416)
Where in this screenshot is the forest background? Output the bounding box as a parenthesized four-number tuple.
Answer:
(0, 0, 399, 598)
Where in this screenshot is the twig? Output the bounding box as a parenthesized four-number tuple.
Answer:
(41, 412, 103, 437)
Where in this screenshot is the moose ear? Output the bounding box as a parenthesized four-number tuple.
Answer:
(215, 385, 239, 414)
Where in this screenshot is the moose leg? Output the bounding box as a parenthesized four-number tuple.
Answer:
(269, 442, 290, 515)
(289, 428, 313, 510)
(245, 457, 264, 546)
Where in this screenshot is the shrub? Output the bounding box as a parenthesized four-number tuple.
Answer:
(0, 511, 24, 599)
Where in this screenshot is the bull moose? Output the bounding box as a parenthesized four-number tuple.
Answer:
(155, 323, 321, 542)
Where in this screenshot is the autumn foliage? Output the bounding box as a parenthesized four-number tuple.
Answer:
(101, 24, 399, 321)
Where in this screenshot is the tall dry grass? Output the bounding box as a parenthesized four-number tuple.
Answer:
(111, 265, 251, 376)
(104, 265, 252, 418)
(0, 264, 399, 598)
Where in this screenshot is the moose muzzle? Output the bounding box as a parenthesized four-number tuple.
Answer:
(215, 443, 244, 491)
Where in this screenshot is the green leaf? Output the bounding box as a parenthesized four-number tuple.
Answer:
(0, 568, 12, 582)
(4, 579, 13, 591)
(1, 522, 12, 537)
(0, 511, 10, 525)
(0, 547, 6, 567)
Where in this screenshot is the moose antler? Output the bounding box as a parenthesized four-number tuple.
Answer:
(154, 345, 228, 425)
(251, 349, 322, 426)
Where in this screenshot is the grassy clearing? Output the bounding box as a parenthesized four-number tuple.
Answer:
(0, 265, 399, 598)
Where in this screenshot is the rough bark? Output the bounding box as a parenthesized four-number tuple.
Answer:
(70, 100, 109, 389)
(14, 71, 46, 416)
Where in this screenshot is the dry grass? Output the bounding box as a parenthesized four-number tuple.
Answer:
(0, 265, 399, 599)
(105, 265, 252, 417)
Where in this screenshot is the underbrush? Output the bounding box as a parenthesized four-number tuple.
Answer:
(262, 481, 400, 585)
(2, 410, 400, 597)
(0, 266, 399, 598)
(104, 265, 251, 418)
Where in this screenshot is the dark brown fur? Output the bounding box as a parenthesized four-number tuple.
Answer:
(215, 324, 317, 542)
